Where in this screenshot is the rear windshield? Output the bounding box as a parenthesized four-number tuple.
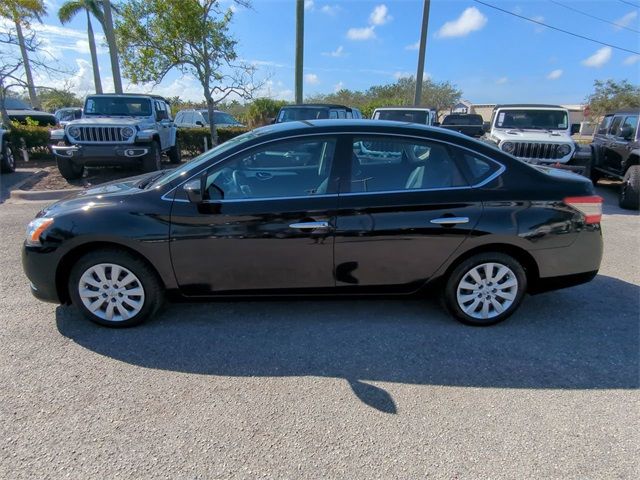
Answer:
(277, 107, 329, 122)
(442, 115, 483, 126)
(375, 110, 429, 124)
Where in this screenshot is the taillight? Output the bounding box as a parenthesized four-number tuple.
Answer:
(564, 196, 603, 224)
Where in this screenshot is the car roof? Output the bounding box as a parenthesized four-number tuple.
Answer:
(86, 93, 169, 102)
(494, 104, 566, 109)
(281, 103, 351, 109)
(177, 109, 226, 113)
(607, 109, 640, 115)
(8, 109, 55, 116)
(374, 107, 437, 111)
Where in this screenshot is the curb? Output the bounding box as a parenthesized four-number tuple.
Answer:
(9, 187, 83, 201)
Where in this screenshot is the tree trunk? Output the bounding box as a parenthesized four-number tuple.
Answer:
(204, 93, 218, 147)
(0, 86, 12, 129)
(86, 12, 103, 94)
(102, 0, 123, 94)
(14, 20, 40, 110)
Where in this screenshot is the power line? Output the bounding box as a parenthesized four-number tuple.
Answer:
(551, 0, 640, 34)
(618, 0, 640, 8)
(473, 0, 640, 55)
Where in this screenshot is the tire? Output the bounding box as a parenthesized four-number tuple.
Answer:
(443, 252, 528, 326)
(56, 157, 84, 180)
(168, 138, 182, 164)
(68, 249, 164, 327)
(1, 140, 16, 173)
(142, 141, 161, 172)
(619, 165, 640, 210)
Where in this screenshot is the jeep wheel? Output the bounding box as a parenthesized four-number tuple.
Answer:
(57, 157, 84, 180)
(619, 165, 640, 210)
(168, 139, 182, 164)
(1, 140, 16, 173)
(142, 141, 161, 172)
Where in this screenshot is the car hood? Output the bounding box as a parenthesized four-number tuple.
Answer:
(66, 117, 151, 127)
(491, 129, 572, 143)
(39, 171, 163, 218)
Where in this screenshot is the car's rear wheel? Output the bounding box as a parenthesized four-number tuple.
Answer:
(619, 165, 640, 210)
(142, 141, 162, 172)
(444, 252, 527, 326)
(168, 139, 182, 164)
(68, 249, 163, 327)
(57, 157, 84, 180)
(1, 140, 16, 173)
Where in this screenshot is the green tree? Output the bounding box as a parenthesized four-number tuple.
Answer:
(58, 0, 105, 94)
(586, 79, 640, 120)
(244, 98, 288, 127)
(0, 0, 47, 109)
(116, 0, 260, 145)
(37, 88, 83, 111)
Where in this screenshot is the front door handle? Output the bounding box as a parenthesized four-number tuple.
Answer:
(289, 221, 330, 230)
(430, 217, 470, 225)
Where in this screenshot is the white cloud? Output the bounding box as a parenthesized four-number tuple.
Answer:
(623, 55, 640, 65)
(405, 41, 420, 50)
(496, 77, 508, 85)
(436, 7, 487, 39)
(614, 11, 638, 30)
(334, 81, 345, 92)
(547, 69, 563, 80)
(393, 71, 412, 80)
(321, 5, 341, 15)
(369, 5, 392, 26)
(304, 0, 314, 11)
(304, 73, 319, 85)
(347, 26, 376, 40)
(531, 15, 545, 33)
(322, 45, 346, 57)
(582, 47, 612, 68)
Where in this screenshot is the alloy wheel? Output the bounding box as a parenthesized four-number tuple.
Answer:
(456, 262, 518, 320)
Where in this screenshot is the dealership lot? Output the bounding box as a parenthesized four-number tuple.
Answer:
(0, 183, 638, 479)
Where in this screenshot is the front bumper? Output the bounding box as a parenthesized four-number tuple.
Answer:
(22, 243, 62, 304)
(51, 144, 149, 165)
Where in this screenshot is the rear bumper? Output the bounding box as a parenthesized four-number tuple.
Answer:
(51, 144, 149, 165)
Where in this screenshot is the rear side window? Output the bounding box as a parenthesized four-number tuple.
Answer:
(459, 153, 500, 185)
(350, 137, 468, 193)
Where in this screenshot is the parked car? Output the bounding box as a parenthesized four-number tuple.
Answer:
(7, 108, 58, 126)
(275, 104, 362, 123)
(0, 128, 16, 173)
(23, 120, 603, 328)
(371, 107, 438, 126)
(440, 113, 485, 138)
(54, 107, 83, 126)
(174, 109, 243, 128)
(483, 104, 588, 169)
(589, 109, 639, 209)
(50, 94, 181, 180)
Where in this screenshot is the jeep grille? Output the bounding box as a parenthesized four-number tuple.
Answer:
(71, 126, 124, 143)
(512, 142, 565, 160)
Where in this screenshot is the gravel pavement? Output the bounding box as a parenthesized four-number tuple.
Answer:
(1, 183, 638, 479)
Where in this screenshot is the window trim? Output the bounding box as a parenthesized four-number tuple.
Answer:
(162, 132, 506, 203)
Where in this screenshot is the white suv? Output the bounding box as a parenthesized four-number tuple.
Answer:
(372, 107, 438, 126)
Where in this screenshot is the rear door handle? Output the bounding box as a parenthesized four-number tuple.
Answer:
(289, 221, 330, 230)
(430, 217, 469, 225)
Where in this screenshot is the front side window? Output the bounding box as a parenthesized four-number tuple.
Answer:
(597, 115, 612, 134)
(495, 109, 568, 130)
(608, 116, 624, 136)
(621, 115, 638, 138)
(84, 96, 152, 116)
(350, 137, 469, 193)
(203, 138, 336, 200)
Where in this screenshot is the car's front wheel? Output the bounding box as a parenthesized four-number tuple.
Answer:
(444, 252, 527, 326)
(68, 249, 163, 327)
(619, 165, 640, 210)
(142, 141, 162, 172)
(168, 139, 182, 164)
(56, 157, 84, 180)
(1, 139, 16, 173)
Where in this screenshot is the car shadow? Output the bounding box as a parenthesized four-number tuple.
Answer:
(56, 274, 639, 413)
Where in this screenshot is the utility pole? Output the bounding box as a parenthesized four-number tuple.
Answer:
(102, 0, 123, 94)
(414, 0, 431, 106)
(295, 0, 304, 104)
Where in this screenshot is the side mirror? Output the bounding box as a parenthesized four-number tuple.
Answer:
(183, 178, 203, 203)
(269, 117, 276, 124)
(483, 122, 491, 133)
(570, 123, 580, 135)
(620, 125, 633, 140)
(195, 120, 203, 127)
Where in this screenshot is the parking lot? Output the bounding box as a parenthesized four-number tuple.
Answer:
(0, 182, 638, 479)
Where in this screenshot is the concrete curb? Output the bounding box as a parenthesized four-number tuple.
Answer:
(10, 186, 82, 201)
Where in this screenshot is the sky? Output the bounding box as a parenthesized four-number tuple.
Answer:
(5, 0, 640, 105)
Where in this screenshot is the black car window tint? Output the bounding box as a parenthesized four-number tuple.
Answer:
(608, 116, 623, 136)
(597, 116, 612, 134)
(351, 137, 467, 193)
(459, 152, 499, 185)
(621, 116, 638, 137)
(204, 138, 337, 200)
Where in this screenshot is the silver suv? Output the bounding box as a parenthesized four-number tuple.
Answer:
(50, 94, 180, 179)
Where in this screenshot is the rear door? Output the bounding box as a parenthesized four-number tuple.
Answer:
(333, 134, 495, 291)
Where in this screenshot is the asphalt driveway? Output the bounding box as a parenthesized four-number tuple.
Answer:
(1, 183, 638, 479)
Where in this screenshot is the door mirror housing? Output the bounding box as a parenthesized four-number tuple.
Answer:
(483, 122, 491, 133)
(620, 125, 634, 140)
(183, 178, 204, 203)
(570, 123, 580, 135)
(195, 120, 204, 127)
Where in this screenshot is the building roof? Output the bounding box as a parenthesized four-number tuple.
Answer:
(494, 104, 565, 109)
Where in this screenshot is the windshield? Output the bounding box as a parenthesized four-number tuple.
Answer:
(151, 130, 262, 188)
(56, 110, 80, 121)
(201, 111, 240, 125)
(84, 97, 152, 116)
(277, 108, 329, 122)
(494, 109, 568, 130)
(375, 110, 429, 124)
(443, 115, 482, 126)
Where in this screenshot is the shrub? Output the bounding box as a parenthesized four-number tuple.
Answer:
(6, 121, 53, 158)
(178, 126, 250, 156)
(244, 98, 288, 128)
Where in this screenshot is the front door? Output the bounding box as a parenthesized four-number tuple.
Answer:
(333, 135, 492, 291)
(170, 136, 340, 295)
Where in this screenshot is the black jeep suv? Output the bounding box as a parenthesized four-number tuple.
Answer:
(589, 109, 639, 209)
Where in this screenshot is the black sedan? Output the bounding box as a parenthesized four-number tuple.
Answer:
(22, 120, 603, 327)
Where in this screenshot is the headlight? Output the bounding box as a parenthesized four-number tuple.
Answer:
(68, 126, 80, 138)
(25, 218, 54, 246)
(501, 141, 515, 154)
(121, 126, 135, 139)
(50, 129, 65, 140)
(557, 144, 572, 157)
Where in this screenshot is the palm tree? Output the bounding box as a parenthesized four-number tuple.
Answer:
(0, 0, 47, 109)
(58, 0, 104, 94)
(101, 0, 122, 94)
